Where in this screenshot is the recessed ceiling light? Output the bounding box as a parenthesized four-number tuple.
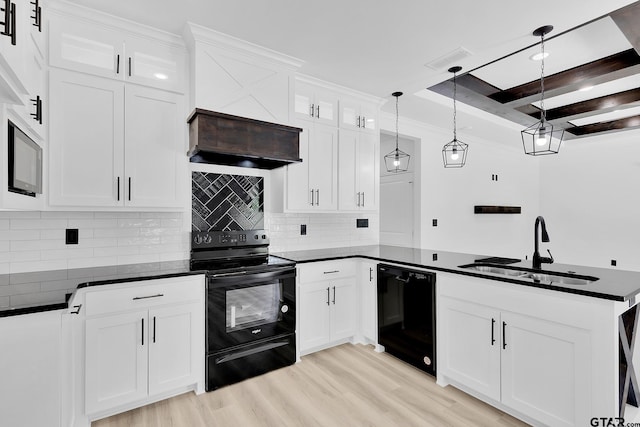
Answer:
(529, 52, 549, 61)
(578, 85, 594, 92)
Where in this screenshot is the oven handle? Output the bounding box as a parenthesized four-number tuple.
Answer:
(211, 270, 248, 278)
(214, 339, 290, 364)
(210, 265, 295, 278)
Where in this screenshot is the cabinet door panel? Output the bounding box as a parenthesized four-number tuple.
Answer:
(338, 129, 358, 211)
(49, 69, 124, 206)
(308, 124, 337, 210)
(124, 36, 186, 92)
(299, 282, 331, 352)
(501, 312, 590, 427)
(124, 85, 184, 208)
(286, 121, 312, 211)
(85, 311, 148, 414)
(148, 304, 199, 395)
(49, 18, 122, 79)
(357, 133, 377, 210)
(360, 261, 377, 343)
(438, 297, 501, 401)
(330, 278, 356, 341)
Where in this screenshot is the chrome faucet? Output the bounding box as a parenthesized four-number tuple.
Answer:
(533, 216, 554, 269)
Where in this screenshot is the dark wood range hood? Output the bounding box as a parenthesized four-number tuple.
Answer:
(187, 109, 302, 169)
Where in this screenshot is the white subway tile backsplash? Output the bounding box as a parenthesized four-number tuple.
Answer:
(0, 211, 187, 274)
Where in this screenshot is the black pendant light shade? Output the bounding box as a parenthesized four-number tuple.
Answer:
(522, 25, 564, 156)
(385, 91, 410, 173)
(443, 66, 468, 168)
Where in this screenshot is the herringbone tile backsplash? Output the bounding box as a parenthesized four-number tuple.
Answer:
(192, 172, 264, 231)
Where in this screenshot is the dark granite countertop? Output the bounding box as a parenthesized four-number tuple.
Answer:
(0, 260, 204, 318)
(272, 245, 640, 302)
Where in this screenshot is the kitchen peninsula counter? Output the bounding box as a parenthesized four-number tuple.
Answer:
(273, 245, 640, 302)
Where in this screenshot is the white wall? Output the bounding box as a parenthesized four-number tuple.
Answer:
(540, 128, 640, 271)
(380, 112, 540, 259)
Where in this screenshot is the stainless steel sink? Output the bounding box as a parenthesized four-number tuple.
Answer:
(459, 263, 599, 285)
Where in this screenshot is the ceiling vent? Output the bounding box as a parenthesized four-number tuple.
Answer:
(425, 47, 473, 71)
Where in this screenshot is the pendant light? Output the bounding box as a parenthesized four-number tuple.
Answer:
(384, 91, 410, 173)
(521, 25, 564, 155)
(442, 66, 468, 168)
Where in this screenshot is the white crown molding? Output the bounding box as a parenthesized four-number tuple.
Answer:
(183, 22, 304, 71)
(46, 0, 185, 48)
(295, 74, 384, 106)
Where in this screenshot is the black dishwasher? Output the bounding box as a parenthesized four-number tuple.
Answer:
(378, 264, 436, 376)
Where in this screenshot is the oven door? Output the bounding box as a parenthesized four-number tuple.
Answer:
(207, 266, 295, 353)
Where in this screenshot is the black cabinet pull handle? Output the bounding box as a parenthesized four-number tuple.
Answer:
(309, 103, 314, 118)
(326, 287, 330, 306)
(128, 57, 132, 77)
(30, 0, 40, 30)
(141, 318, 145, 346)
(502, 321, 507, 349)
(128, 177, 131, 201)
(116, 177, 120, 201)
(323, 270, 339, 275)
(132, 293, 164, 300)
(8, 1, 14, 45)
(491, 318, 496, 345)
(153, 316, 156, 343)
(116, 54, 120, 74)
(369, 267, 373, 282)
(332, 286, 336, 304)
(1, 0, 9, 37)
(362, 192, 365, 207)
(315, 104, 319, 118)
(316, 189, 319, 206)
(30, 96, 42, 123)
(310, 189, 314, 206)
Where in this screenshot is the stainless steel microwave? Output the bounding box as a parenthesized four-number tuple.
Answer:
(8, 121, 42, 197)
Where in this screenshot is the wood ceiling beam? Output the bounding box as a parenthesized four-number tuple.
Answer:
(488, 49, 640, 104)
(566, 114, 640, 136)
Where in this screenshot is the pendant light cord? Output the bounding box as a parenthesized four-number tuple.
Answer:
(453, 70, 458, 142)
(539, 33, 546, 123)
(395, 95, 399, 151)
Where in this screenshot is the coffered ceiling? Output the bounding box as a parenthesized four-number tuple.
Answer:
(425, 1, 640, 139)
(61, 0, 639, 141)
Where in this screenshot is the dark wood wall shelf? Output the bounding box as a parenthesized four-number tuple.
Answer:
(474, 205, 522, 214)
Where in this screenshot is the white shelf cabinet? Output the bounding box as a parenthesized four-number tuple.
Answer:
(339, 97, 378, 133)
(298, 261, 356, 354)
(286, 121, 338, 211)
(49, 15, 186, 93)
(438, 273, 595, 426)
(338, 129, 377, 211)
(294, 81, 339, 126)
(81, 276, 204, 419)
(48, 68, 185, 209)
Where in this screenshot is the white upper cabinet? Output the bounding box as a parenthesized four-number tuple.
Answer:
(294, 80, 339, 126)
(49, 68, 185, 209)
(286, 121, 338, 211)
(49, 14, 186, 93)
(338, 129, 377, 211)
(339, 97, 378, 133)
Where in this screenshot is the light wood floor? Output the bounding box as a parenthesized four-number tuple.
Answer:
(93, 343, 530, 427)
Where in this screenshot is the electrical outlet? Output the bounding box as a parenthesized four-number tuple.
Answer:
(611, 259, 617, 266)
(432, 219, 437, 227)
(300, 224, 307, 235)
(66, 229, 79, 245)
(432, 253, 438, 261)
(356, 219, 368, 228)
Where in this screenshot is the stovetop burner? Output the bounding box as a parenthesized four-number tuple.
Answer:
(190, 229, 295, 274)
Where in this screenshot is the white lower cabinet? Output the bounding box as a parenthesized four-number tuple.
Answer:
(78, 276, 204, 422)
(0, 310, 62, 427)
(438, 274, 593, 426)
(298, 261, 356, 354)
(359, 260, 378, 344)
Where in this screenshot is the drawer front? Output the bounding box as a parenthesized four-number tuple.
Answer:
(85, 275, 204, 316)
(298, 260, 356, 283)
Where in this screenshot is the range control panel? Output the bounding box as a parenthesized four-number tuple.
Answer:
(192, 230, 269, 248)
